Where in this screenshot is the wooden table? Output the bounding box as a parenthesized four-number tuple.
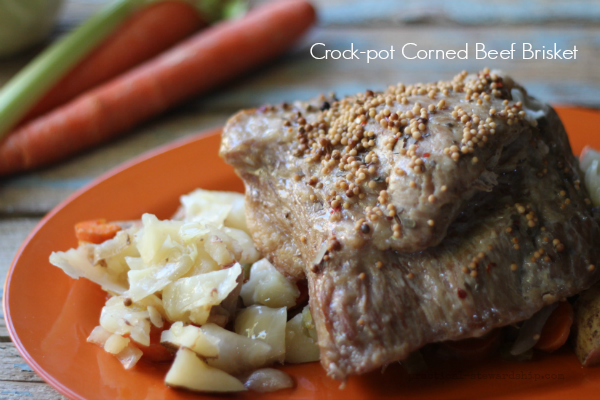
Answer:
(0, 0, 598, 398)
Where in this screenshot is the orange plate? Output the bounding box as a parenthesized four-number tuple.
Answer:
(4, 106, 600, 400)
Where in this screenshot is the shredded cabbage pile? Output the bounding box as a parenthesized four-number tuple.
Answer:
(50, 189, 319, 393)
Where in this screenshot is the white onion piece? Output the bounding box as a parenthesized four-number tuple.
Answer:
(115, 344, 143, 369)
(580, 145, 600, 174)
(585, 159, 600, 206)
(87, 326, 112, 347)
(244, 368, 294, 393)
(510, 303, 559, 355)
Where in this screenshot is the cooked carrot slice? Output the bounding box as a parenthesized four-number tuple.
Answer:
(535, 301, 574, 352)
(75, 219, 121, 244)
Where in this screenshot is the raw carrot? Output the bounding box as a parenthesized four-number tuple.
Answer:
(441, 328, 504, 360)
(19, 0, 205, 125)
(534, 301, 574, 352)
(75, 219, 122, 244)
(0, 0, 315, 176)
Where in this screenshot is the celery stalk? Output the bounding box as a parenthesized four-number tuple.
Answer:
(190, 0, 247, 22)
(0, 0, 247, 140)
(0, 0, 150, 139)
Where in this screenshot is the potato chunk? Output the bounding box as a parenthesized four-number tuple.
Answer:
(201, 323, 273, 375)
(285, 307, 320, 364)
(160, 321, 218, 358)
(235, 305, 287, 363)
(240, 259, 299, 308)
(165, 348, 245, 393)
(574, 283, 600, 366)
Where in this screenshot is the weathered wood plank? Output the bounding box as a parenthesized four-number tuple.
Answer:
(0, 343, 44, 383)
(308, 0, 600, 27)
(0, 112, 229, 214)
(0, 219, 39, 346)
(60, 0, 600, 27)
(0, 220, 41, 284)
(0, 381, 66, 399)
(0, 316, 9, 343)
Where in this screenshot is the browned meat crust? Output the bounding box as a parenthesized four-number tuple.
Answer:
(220, 70, 600, 379)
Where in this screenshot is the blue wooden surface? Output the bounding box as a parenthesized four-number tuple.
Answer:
(315, 0, 600, 26)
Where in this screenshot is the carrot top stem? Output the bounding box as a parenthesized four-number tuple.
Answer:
(0, 0, 246, 141)
(0, 0, 149, 140)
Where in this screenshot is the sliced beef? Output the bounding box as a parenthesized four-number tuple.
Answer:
(220, 70, 600, 379)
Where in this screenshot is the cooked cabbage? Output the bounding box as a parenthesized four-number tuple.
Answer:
(241, 259, 299, 308)
(49, 188, 319, 390)
(162, 263, 242, 325)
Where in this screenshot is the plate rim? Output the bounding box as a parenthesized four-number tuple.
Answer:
(4, 105, 600, 399)
(2, 127, 221, 400)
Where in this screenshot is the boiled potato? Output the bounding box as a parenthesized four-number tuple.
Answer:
(285, 307, 320, 364)
(201, 323, 272, 375)
(235, 305, 287, 364)
(161, 322, 218, 358)
(240, 259, 299, 308)
(574, 283, 600, 366)
(165, 348, 245, 393)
